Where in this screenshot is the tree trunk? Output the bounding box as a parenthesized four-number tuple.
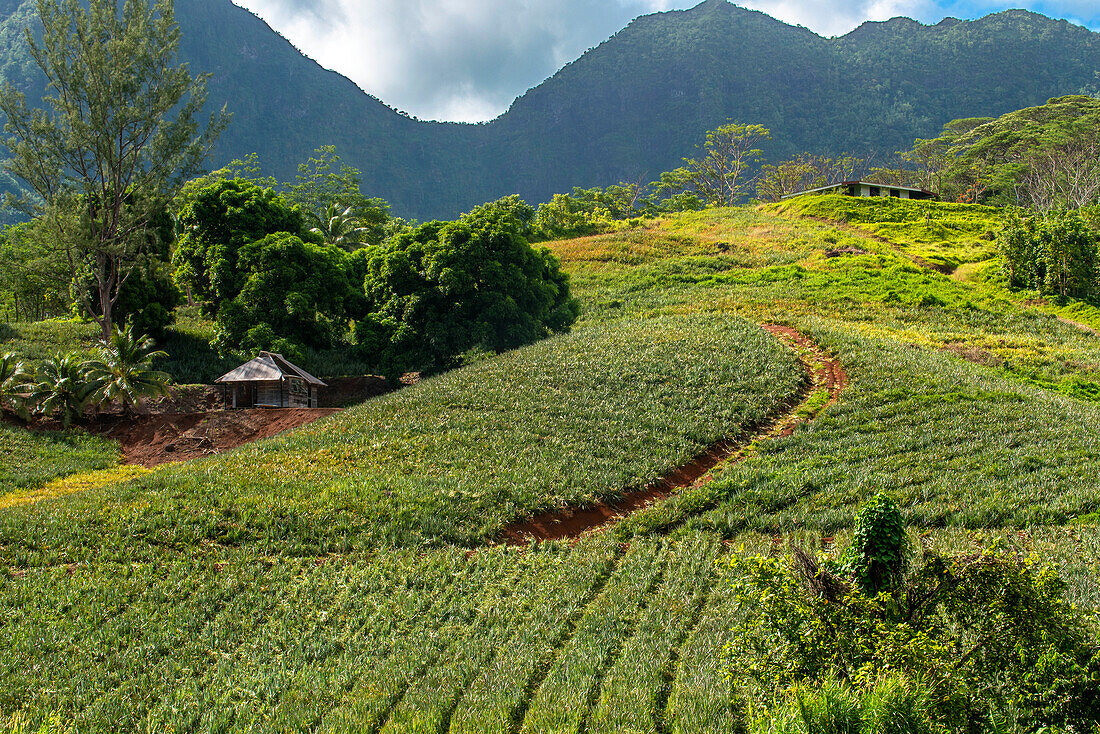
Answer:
(98, 270, 114, 341)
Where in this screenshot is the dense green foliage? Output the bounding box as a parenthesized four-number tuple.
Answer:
(730, 536, 1100, 730)
(71, 205, 183, 338)
(172, 178, 310, 311)
(999, 208, 1100, 301)
(0, 220, 69, 321)
(839, 494, 908, 595)
(0, 0, 226, 339)
(215, 232, 360, 357)
(359, 204, 580, 374)
(909, 96, 1100, 209)
(286, 145, 392, 247)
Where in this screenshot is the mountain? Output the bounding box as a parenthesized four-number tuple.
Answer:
(1, 0, 1098, 220)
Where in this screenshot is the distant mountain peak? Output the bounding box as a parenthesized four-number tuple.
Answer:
(0, 0, 1096, 221)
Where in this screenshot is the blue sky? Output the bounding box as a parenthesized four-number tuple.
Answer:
(231, 0, 1100, 123)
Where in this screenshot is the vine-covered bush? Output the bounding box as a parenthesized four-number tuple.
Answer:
(999, 209, 1100, 302)
(839, 493, 908, 596)
(728, 497, 1100, 732)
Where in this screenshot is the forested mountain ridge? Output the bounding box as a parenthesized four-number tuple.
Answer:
(0, 0, 1097, 219)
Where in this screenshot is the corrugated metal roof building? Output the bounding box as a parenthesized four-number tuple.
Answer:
(215, 352, 326, 409)
(782, 181, 935, 200)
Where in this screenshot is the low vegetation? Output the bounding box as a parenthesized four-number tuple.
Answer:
(6, 182, 1100, 730)
(0, 313, 804, 562)
(0, 425, 118, 496)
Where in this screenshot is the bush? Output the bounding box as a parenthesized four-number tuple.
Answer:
(839, 493, 908, 595)
(998, 209, 1100, 302)
(753, 675, 937, 734)
(728, 498, 1100, 731)
(25, 353, 98, 427)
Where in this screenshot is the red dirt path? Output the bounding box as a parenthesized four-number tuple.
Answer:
(499, 324, 847, 544)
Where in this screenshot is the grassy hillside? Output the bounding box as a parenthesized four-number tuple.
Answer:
(0, 314, 804, 562)
(0, 426, 119, 498)
(5, 197, 1100, 730)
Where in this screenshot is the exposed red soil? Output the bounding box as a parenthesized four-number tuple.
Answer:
(6, 376, 393, 468)
(92, 408, 341, 467)
(499, 324, 848, 545)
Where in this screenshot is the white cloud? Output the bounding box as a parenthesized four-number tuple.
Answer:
(736, 0, 939, 36)
(232, 0, 676, 121)
(230, 0, 1100, 122)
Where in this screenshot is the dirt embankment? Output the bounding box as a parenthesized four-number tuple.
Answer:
(86, 408, 341, 467)
(8, 376, 394, 468)
(500, 324, 848, 544)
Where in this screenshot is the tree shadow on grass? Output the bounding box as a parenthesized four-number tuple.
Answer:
(156, 328, 233, 385)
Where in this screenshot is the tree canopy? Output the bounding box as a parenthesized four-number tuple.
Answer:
(358, 202, 580, 374)
(214, 232, 361, 357)
(171, 178, 308, 311)
(907, 96, 1100, 209)
(0, 0, 227, 339)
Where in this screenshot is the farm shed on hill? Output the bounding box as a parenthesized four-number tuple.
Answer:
(783, 181, 935, 200)
(215, 352, 326, 409)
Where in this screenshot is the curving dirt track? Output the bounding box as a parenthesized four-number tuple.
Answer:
(500, 324, 847, 544)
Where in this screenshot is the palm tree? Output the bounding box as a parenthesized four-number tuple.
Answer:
(0, 352, 31, 418)
(27, 353, 99, 427)
(85, 325, 171, 416)
(309, 203, 373, 250)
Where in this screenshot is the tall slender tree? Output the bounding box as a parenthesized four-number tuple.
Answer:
(0, 0, 228, 339)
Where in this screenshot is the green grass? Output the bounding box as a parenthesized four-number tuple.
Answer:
(771, 194, 1004, 271)
(7, 198, 1100, 731)
(0, 424, 119, 496)
(0, 313, 805, 564)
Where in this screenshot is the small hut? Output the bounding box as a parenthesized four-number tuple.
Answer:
(215, 351, 326, 409)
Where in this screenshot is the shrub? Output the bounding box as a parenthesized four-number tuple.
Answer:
(998, 209, 1100, 302)
(0, 352, 31, 417)
(728, 497, 1100, 731)
(753, 675, 937, 734)
(25, 354, 98, 427)
(839, 493, 908, 595)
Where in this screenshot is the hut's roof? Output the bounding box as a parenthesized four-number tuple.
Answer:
(215, 352, 327, 387)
